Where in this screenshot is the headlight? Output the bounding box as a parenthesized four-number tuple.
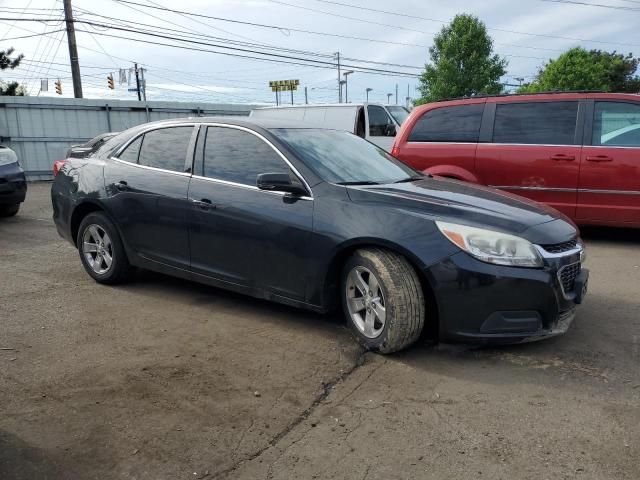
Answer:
(436, 221, 543, 268)
(0, 148, 18, 167)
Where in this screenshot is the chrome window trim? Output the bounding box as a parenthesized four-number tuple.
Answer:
(584, 145, 640, 150)
(110, 156, 192, 177)
(199, 122, 314, 199)
(190, 174, 313, 201)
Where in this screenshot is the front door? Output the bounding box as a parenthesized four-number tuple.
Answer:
(103, 125, 195, 269)
(188, 125, 314, 301)
(578, 100, 640, 225)
(366, 104, 396, 151)
(477, 100, 582, 218)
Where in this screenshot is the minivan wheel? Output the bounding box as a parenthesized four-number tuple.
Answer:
(342, 248, 425, 354)
(0, 203, 20, 217)
(77, 212, 131, 284)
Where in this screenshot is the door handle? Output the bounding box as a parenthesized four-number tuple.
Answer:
(550, 154, 575, 161)
(115, 180, 129, 191)
(585, 155, 613, 163)
(191, 198, 215, 210)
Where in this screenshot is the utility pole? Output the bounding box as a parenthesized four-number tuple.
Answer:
(290, 88, 293, 105)
(395, 84, 398, 104)
(140, 67, 147, 102)
(335, 52, 341, 103)
(134, 63, 142, 101)
(304, 86, 308, 104)
(63, 0, 82, 98)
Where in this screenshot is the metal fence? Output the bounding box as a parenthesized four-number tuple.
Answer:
(0, 97, 259, 179)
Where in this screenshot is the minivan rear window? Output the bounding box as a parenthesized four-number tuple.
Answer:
(408, 104, 484, 143)
(493, 101, 578, 145)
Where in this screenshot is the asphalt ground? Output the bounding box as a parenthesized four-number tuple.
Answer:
(1, 182, 639, 479)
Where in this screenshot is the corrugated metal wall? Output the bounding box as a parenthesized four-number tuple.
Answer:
(0, 97, 259, 179)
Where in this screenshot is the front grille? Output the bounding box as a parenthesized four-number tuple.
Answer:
(559, 262, 581, 294)
(542, 238, 578, 254)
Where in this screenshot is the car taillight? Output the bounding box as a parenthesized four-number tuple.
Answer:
(53, 159, 67, 176)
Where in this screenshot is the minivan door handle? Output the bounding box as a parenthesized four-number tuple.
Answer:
(550, 154, 576, 161)
(585, 155, 613, 163)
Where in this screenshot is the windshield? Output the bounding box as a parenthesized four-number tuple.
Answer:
(386, 106, 410, 125)
(273, 128, 419, 184)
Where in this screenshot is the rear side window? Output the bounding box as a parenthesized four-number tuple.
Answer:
(592, 102, 640, 147)
(408, 104, 484, 142)
(117, 136, 142, 163)
(138, 127, 193, 172)
(493, 101, 578, 145)
(201, 127, 290, 186)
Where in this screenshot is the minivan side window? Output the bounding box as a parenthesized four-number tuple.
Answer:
(408, 104, 484, 142)
(202, 127, 290, 186)
(117, 135, 142, 163)
(137, 127, 193, 172)
(368, 105, 395, 136)
(493, 101, 578, 145)
(592, 102, 640, 147)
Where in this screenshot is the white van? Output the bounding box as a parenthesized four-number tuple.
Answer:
(250, 103, 410, 151)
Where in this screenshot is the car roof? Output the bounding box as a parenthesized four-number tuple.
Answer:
(253, 103, 386, 109)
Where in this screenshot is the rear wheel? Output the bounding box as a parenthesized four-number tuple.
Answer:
(0, 204, 20, 217)
(342, 248, 425, 354)
(77, 212, 132, 284)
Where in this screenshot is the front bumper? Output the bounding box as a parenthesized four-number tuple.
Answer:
(0, 162, 27, 206)
(427, 248, 587, 344)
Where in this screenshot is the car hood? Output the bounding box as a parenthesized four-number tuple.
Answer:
(345, 177, 577, 245)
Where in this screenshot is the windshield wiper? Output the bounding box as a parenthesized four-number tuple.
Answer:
(336, 180, 381, 185)
(393, 175, 427, 183)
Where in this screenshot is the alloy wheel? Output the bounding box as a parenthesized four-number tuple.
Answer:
(82, 224, 113, 275)
(345, 266, 386, 339)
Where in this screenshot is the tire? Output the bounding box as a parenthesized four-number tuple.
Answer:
(77, 212, 132, 284)
(0, 204, 20, 217)
(341, 248, 425, 354)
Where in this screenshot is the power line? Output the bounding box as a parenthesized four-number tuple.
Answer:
(541, 0, 640, 10)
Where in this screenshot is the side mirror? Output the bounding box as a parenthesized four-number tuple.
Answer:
(257, 172, 307, 196)
(384, 124, 397, 137)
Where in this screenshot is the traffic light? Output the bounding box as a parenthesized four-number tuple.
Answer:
(55, 79, 62, 95)
(107, 74, 114, 90)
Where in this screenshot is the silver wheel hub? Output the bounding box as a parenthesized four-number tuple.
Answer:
(82, 224, 113, 275)
(345, 266, 386, 339)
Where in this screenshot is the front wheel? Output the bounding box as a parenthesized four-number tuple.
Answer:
(0, 204, 20, 217)
(77, 212, 132, 284)
(342, 248, 425, 354)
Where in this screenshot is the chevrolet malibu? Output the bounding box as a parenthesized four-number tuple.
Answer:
(51, 118, 588, 353)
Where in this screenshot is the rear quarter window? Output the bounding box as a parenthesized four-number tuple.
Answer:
(408, 104, 484, 142)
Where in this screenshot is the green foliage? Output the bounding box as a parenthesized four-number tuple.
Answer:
(519, 48, 640, 93)
(418, 14, 507, 103)
(0, 47, 25, 96)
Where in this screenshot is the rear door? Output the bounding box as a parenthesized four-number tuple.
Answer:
(476, 100, 583, 218)
(578, 100, 640, 225)
(104, 125, 195, 269)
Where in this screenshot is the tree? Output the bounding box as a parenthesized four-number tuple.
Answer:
(417, 14, 507, 104)
(0, 47, 26, 96)
(519, 48, 640, 93)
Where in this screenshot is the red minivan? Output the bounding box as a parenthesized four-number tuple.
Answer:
(392, 93, 640, 227)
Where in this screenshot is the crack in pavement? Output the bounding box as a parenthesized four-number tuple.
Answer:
(214, 348, 368, 479)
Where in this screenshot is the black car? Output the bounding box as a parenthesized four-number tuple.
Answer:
(65, 132, 120, 159)
(51, 118, 588, 353)
(0, 145, 27, 217)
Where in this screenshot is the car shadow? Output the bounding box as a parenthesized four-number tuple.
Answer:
(580, 225, 640, 245)
(0, 430, 69, 480)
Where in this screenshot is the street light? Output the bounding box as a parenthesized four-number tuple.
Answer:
(366, 87, 372, 102)
(343, 70, 354, 103)
(339, 80, 346, 103)
(387, 93, 393, 104)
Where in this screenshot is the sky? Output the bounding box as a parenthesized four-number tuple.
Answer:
(0, 0, 639, 105)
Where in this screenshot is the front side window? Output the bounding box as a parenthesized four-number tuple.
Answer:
(493, 101, 578, 145)
(202, 127, 290, 186)
(274, 128, 417, 184)
(408, 104, 484, 143)
(368, 105, 395, 137)
(137, 127, 193, 172)
(592, 102, 640, 147)
(117, 136, 142, 163)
